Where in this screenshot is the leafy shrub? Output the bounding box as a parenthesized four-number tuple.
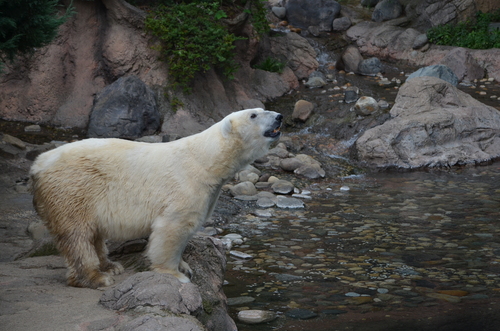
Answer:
(427, 10, 500, 49)
(253, 57, 286, 73)
(145, 2, 244, 92)
(0, 0, 74, 71)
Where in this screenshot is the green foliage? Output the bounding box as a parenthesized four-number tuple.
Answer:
(253, 57, 286, 73)
(0, 0, 74, 68)
(145, 1, 245, 92)
(427, 10, 500, 49)
(245, 0, 270, 35)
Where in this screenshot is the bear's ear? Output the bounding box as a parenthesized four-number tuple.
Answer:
(221, 117, 233, 137)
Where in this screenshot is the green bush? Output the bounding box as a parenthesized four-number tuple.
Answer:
(145, 2, 243, 92)
(253, 57, 286, 73)
(0, 0, 74, 71)
(427, 10, 500, 49)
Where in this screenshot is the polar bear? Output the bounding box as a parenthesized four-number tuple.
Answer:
(30, 108, 282, 288)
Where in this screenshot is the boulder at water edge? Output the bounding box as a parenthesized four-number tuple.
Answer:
(87, 76, 160, 139)
(355, 76, 500, 168)
(285, 0, 341, 31)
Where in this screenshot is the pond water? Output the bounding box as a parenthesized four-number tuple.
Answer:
(222, 35, 500, 330)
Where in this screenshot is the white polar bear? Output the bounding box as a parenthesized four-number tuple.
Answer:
(30, 108, 283, 288)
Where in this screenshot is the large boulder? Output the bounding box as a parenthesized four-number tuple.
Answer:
(355, 76, 500, 168)
(372, 0, 403, 22)
(87, 75, 161, 139)
(100, 236, 236, 331)
(269, 32, 319, 79)
(285, 0, 341, 31)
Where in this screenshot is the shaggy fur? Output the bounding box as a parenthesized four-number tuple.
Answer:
(30, 108, 282, 288)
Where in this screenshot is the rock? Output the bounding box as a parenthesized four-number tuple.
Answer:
(412, 34, 428, 49)
(407, 64, 458, 86)
(119, 314, 205, 331)
(344, 87, 359, 103)
(100, 272, 202, 313)
(228, 296, 256, 306)
(285, 308, 318, 319)
(238, 310, 277, 324)
(230, 250, 253, 259)
(2, 134, 26, 150)
(426, 292, 462, 303)
(332, 16, 351, 31)
(439, 48, 485, 82)
(361, 0, 380, 7)
(294, 164, 325, 179)
(271, 180, 295, 194)
(358, 57, 382, 76)
(292, 100, 314, 121)
(305, 76, 327, 88)
(353, 96, 379, 116)
(276, 196, 305, 208)
(24, 125, 41, 132)
(269, 32, 319, 79)
(230, 181, 258, 196)
(372, 0, 403, 22)
(256, 197, 276, 208)
(308, 25, 322, 37)
(356, 76, 500, 168)
(87, 76, 160, 139)
(280, 157, 305, 171)
(340, 45, 363, 73)
(272, 6, 286, 19)
(285, 0, 341, 31)
(237, 170, 259, 184)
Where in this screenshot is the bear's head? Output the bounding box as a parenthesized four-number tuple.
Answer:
(220, 108, 283, 162)
(221, 108, 283, 142)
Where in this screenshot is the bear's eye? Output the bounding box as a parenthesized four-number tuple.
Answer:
(250, 113, 257, 119)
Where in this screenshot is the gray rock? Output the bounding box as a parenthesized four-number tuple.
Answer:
(354, 96, 379, 116)
(305, 76, 327, 88)
(340, 45, 363, 73)
(256, 197, 276, 208)
(292, 100, 314, 122)
(88, 76, 160, 139)
(280, 157, 305, 171)
(24, 124, 41, 132)
(372, 0, 403, 22)
(100, 272, 202, 314)
(294, 164, 326, 179)
(228, 296, 256, 306)
(271, 180, 295, 194)
(412, 34, 428, 49)
(438, 48, 485, 82)
(356, 76, 500, 168)
(285, 0, 341, 31)
(238, 310, 277, 324)
(332, 16, 351, 31)
(407, 64, 458, 86)
(361, 0, 379, 7)
(237, 170, 259, 184)
(271, 6, 286, 19)
(276, 196, 305, 208)
(285, 308, 318, 319)
(119, 314, 205, 331)
(344, 88, 359, 104)
(358, 57, 382, 76)
(230, 181, 258, 196)
(308, 25, 321, 37)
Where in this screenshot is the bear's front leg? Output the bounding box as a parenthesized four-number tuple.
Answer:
(147, 216, 198, 283)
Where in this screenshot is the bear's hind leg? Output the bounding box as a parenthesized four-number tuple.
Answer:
(60, 231, 115, 289)
(94, 233, 124, 275)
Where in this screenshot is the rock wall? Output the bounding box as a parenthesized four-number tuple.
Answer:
(0, 0, 314, 136)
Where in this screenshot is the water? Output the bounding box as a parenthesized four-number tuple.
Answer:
(223, 36, 500, 330)
(224, 166, 500, 330)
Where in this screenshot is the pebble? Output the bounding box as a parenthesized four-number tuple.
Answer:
(276, 196, 305, 209)
(285, 308, 318, 320)
(230, 251, 253, 259)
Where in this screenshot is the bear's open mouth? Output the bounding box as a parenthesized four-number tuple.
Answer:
(264, 122, 282, 138)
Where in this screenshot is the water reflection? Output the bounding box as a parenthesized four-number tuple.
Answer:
(224, 165, 500, 330)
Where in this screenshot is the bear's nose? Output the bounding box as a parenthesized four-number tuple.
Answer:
(276, 114, 283, 121)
